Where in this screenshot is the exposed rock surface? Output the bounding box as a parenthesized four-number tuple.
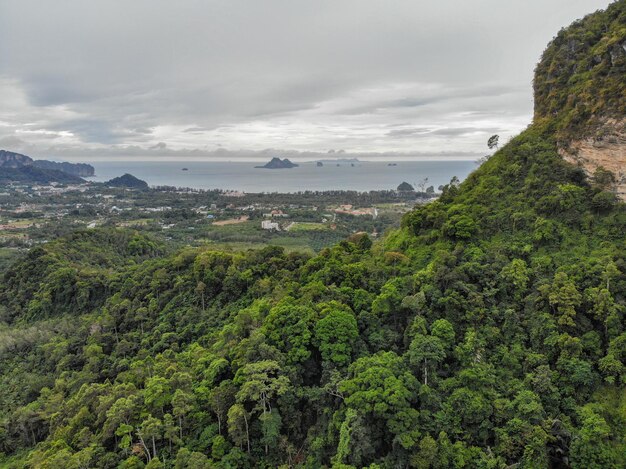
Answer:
(559, 118, 626, 199)
(0, 150, 33, 168)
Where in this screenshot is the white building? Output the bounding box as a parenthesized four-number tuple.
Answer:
(261, 220, 280, 231)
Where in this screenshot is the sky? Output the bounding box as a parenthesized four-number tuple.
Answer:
(0, 0, 613, 161)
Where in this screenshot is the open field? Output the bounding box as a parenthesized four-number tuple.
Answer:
(212, 216, 249, 226)
(287, 222, 330, 232)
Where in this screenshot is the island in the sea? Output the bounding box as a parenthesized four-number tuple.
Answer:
(255, 157, 299, 169)
(314, 158, 360, 165)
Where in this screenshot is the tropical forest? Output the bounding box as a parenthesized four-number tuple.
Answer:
(0, 1, 625, 468)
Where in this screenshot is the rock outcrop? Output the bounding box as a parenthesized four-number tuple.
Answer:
(559, 118, 626, 199)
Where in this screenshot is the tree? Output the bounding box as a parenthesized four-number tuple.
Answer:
(397, 182, 415, 192)
(137, 416, 163, 462)
(172, 389, 194, 440)
(162, 413, 180, 453)
(262, 299, 315, 365)
(591, 191, 616, 213)
(487, 134, 499, 150)
(235, 361, 290, 417)
(209, 380, 236, 435)
(592, 166, 615, 188)
(227, 403, 250, 453)
(500, 258, 530, 301)
(547, 272, 581, 327)
(174, 448, 212, 469)
(410, 435, 438, 468)
(417, 177, 430, 193)
(570, 406, 616, 468)
(340, 352, 420, 452)
(195, 281, 206, 312)
(314, 305, 358, 367)
(143, 376, 171, 415)
(408, 333, 445, 385)
(234, 360, 290, 454)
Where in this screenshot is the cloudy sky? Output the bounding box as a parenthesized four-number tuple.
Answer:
(0, 0, 612, 161)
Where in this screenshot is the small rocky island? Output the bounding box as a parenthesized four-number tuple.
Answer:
(255, 157, 299, 169)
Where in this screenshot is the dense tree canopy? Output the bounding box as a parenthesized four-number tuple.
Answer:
(1, 2, 626, 468)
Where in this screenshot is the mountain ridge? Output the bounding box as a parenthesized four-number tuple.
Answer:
(0, 149, 94, 183)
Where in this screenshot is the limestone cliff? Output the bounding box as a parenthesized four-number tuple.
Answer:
(558, 118, 626, 198)
(533, 0, 626, 197)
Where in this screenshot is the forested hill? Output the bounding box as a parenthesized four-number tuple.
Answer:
(1, 2, 626, 468)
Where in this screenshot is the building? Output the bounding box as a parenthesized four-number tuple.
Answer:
(261, 220, 280, 231)
(263, 210, 289, 218)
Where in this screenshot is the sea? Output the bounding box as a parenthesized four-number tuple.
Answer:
(88, 159, 478, 193)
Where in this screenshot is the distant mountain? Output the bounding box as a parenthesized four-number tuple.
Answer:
(105, 173, 149, 189)
(0, 150, 32, 168)
(32, 160, 94, 177)
(255, 157, 299, 169)
(0, 150, 86, 184)
(0, 166, 84, 184)
(0, 149, 94, 183)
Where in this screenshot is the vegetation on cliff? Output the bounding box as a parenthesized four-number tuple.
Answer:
(533, 1, 626, 141)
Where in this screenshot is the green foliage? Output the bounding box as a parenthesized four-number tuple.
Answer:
(1, 4, 626, 468)
(533, 0, 626, 140)
(314, 303, 359, 367)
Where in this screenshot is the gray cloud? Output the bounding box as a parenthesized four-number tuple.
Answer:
(0, 0, 612, 159)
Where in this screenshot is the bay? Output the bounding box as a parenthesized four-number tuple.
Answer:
(88, 159, 478, 193)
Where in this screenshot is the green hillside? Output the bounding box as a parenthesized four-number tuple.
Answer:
(1, 2, 625, 468)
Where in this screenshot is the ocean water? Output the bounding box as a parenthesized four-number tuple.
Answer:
(88, 159, 478, 193)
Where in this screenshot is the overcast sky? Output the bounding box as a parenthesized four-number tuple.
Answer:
(0, 0, 613, 161)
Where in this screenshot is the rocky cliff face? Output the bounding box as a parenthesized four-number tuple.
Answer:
(559, 118, 626, 199)
(0, 150, 33, 168)
(533, 0, 626, 198)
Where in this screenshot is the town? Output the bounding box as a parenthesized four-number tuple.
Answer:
(0, 179, 436, 270)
